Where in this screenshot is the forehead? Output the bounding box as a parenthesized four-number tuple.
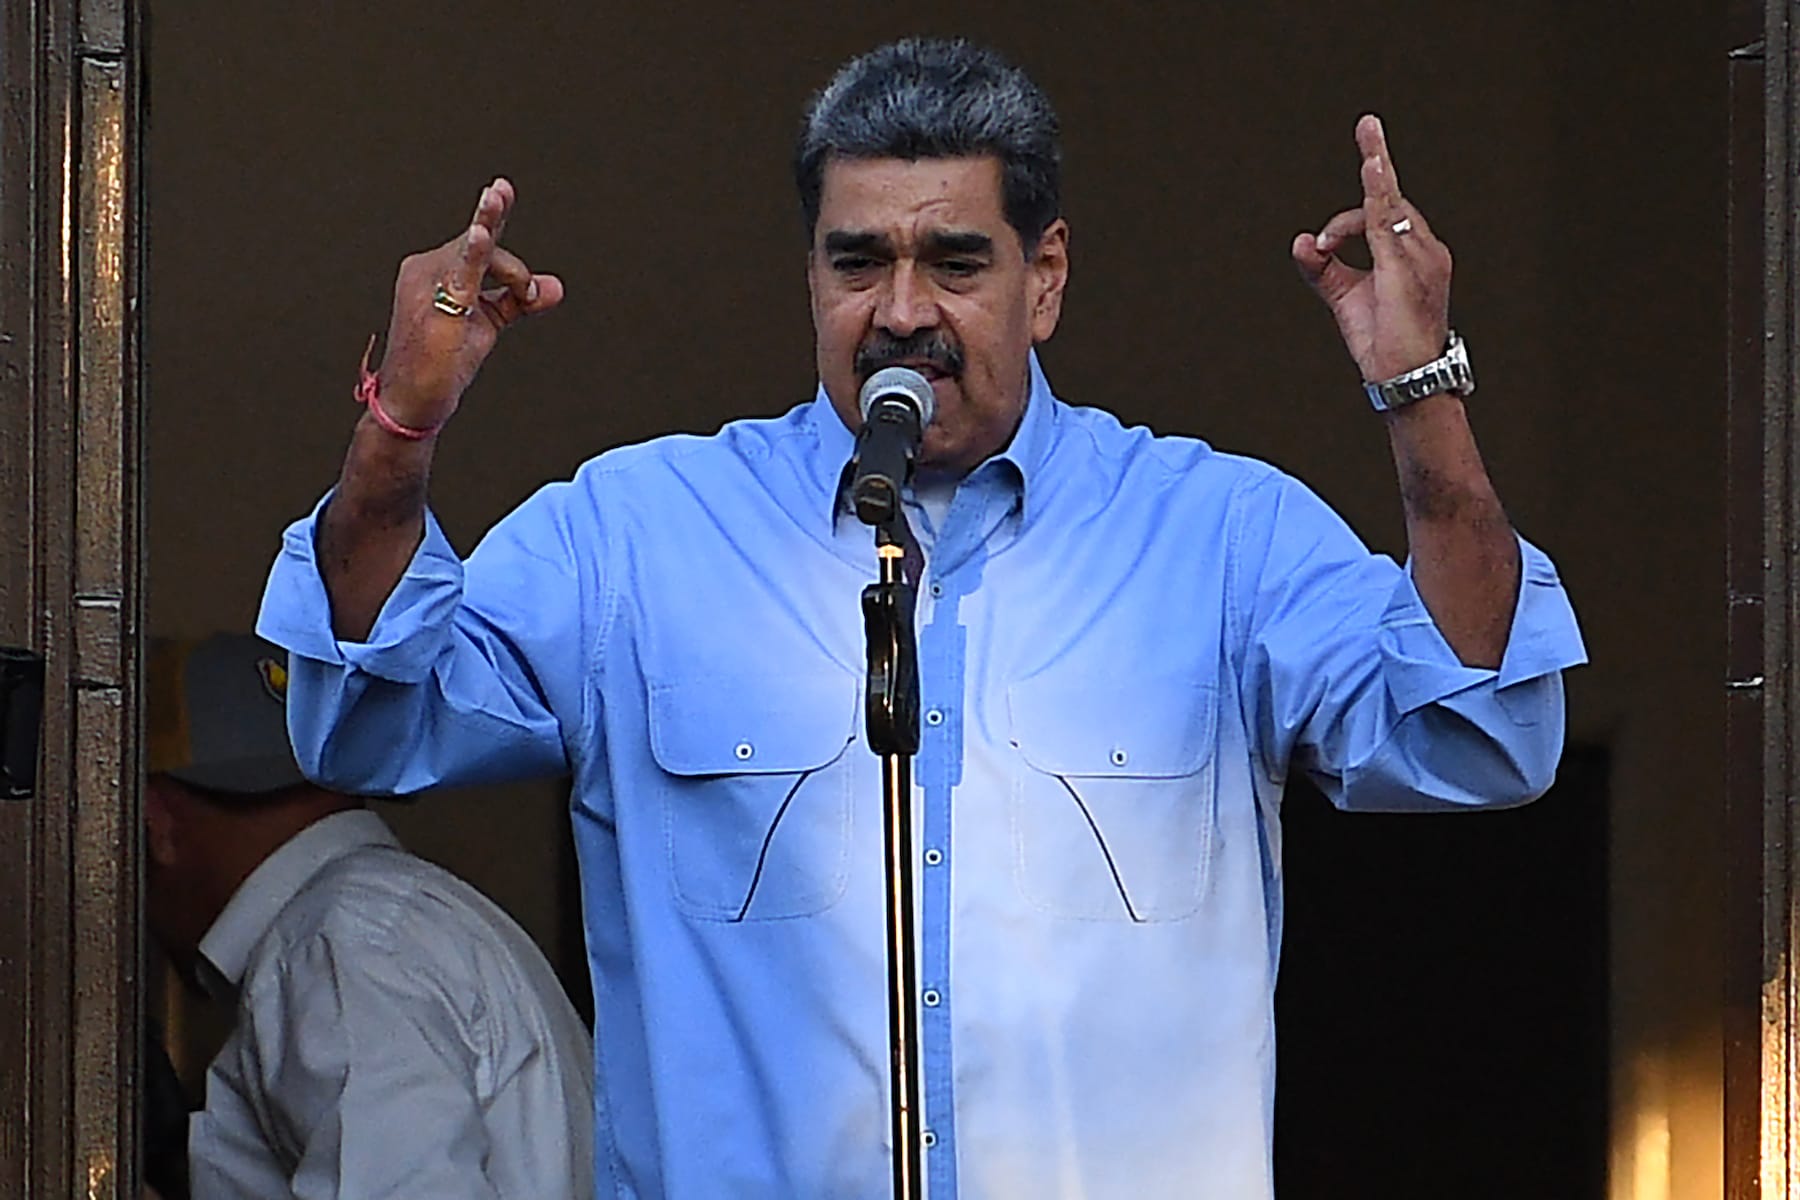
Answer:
(815, 155, 1011, 243)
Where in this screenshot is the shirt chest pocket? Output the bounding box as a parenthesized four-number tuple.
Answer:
(648, 673, 860, 922)
(1007, 676, 1219, 923)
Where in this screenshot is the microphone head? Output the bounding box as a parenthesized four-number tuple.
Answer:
(858, 366, 936, 428)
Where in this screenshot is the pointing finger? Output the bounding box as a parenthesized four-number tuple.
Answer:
(443, 186, 501, 302)
(1355, 113, 1402, 198)
(1358, 116, 1428, 265)
(479, 177, 517, 245)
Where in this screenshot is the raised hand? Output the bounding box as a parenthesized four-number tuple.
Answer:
(1291, 116, 1451, 385)
(318, 179, 563, 642)
(374, 178, 565, 431)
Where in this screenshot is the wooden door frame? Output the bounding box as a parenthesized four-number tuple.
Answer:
(0, 0, 145, 1196)
(0, 0, 1797, 1196)
(1726, 0, 1800, 1196)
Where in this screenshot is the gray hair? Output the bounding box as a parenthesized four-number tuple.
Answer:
(794, 38, 1062, 252)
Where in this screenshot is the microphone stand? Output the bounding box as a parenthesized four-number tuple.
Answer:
(861, 505, 924, 1200)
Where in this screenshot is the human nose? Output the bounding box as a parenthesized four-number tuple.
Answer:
(873, 261, 938, 337)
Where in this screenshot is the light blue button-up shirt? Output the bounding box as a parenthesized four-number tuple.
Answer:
(258, 355, 1586, 1199)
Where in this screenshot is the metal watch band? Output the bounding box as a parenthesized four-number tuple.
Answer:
(1362, 331, 1476, 412)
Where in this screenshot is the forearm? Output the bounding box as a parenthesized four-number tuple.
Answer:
(1385, 393, 1519, 668)
(318, 414, 435, 642)
(267, 474, 580, 793)
(310, 178, 560, 644)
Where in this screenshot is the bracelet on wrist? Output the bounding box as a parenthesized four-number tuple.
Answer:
(354, 335, 444, 441)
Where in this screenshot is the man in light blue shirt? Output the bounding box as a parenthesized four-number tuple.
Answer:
(258, 38, 1585, 1200)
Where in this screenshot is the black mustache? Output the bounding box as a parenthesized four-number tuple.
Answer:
(854, 331, 965, 381)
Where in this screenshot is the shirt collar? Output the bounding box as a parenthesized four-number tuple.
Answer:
(811, 349, 1061, 529)
(196, 808, 400, 1000)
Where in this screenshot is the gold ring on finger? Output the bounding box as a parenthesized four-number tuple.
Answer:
(1390, 217, 1414, 236)
(431, 282, 474, 318)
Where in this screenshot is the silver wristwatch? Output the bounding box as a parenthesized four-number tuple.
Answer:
(1362, 331, 1475, 412)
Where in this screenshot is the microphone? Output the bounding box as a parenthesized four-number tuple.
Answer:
(850, 367, 936, 526)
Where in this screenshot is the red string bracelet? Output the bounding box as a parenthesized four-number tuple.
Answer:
(354, 335, 444, 441)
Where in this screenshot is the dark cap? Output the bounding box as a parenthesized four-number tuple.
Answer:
(146, 634, 306, 795)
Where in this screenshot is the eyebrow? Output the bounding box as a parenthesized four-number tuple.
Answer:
(823, 231, 891, 256)
(922, 231, 994, 256)
(820, 229, 997, 257)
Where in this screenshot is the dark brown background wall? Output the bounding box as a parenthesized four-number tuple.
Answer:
(146, 3, 1723, 1194)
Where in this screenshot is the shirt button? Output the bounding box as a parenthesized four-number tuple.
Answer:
(925, 708, 945, 727)
(923, 1130, 939, 1148)
(924, 848, 943, 866)
(1110, 747, 1129, 767)
(922, 989, 942, 1007)
(734, 741, 754, 761)
(929, 582, 944, 598)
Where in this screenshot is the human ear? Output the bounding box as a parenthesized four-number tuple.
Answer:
(1029, 219, 1070, 342)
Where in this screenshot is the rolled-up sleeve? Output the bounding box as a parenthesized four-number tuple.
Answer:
(257, 481, 595, 796)
(1236, 470, 1587, 812)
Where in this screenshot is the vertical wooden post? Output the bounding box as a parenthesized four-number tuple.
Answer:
(1727, 0, 1800, 1195)
(0, 0, 144, 1196)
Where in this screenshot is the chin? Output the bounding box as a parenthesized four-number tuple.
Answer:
(916, 425, 956, 466)
(917, 430, 985, 476)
